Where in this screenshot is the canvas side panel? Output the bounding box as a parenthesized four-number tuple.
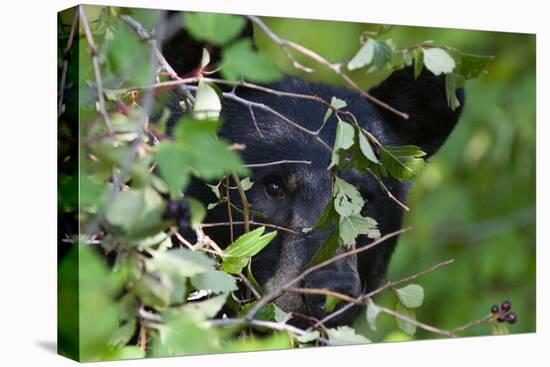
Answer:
(57, 5, 80, 362)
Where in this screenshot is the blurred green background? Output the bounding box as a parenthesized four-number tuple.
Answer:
(255, 18, 536, 340)
(362, 26, 535, 340)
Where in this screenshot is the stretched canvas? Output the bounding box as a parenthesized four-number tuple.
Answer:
(57, 4, 536, 362)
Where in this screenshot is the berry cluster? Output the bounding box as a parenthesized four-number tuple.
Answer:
(164, 199, 191, 230)
(491, 300, 517, 324)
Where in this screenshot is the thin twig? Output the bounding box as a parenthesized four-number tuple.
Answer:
(79, 6, 113, 134)
(225, 177, 234, 243)
(231, 171, 251, 233)
(451, 314, 494, 334)
(58, 9, 79, 118)
(286, 287, 361, 304)
(209, 318, 332, 345)
(246, 15, 409, 120)
(376, 304, 455, 337)
(201, 221, 298, 234)
(311, 258, 455, 329)
(245, 160, 311, 168)
(245, 228, 409, 320)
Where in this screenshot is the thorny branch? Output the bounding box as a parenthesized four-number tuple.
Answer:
(245, 228, 410, 321)
(311, 258, 455, 328)
(246, 15, 409, 120)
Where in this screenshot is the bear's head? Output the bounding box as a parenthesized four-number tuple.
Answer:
(178, 66, 464, 326)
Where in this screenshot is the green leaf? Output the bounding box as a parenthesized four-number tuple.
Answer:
(191, 270, 238, 293)
(454, 52, 493, 79)
(183, 12, 246, 46)
(422, 48, 456, 75)
(329, 118, 355, 169)
(223, 227, 277, 257)
(358, 131, 379, 164)
(348, 38, 392, 71)
(308, 229, 339, 265)
(295, 330, 320, 344)
(108, 319, 137, 349)
(104, 22, 151, 85)
(366, 300, 381, 331)
(150, 313, 221, 356)
(323, 96, 347, 123)
(445, 73, 466, 110)
(186, 197, 206, 229)
(339, 214, 380, 247)
(325, 295, 343, 312)
(179, 294, 227, 319)
(326, 326, 370, 345)
(240, 177, 255, 191)
(193, 79, 222, 120)
(220, 256, 249, 274)
(413, 48, 424, 79)
(105, 190, 144, 230)
(221, 39, 283, 82)
(395, 302, 417, 336)
(100, 346, 145, 360)
(147, 249, 214, 279)
(333, 177, 364, 217)
(380, 145, 426, 180)
(395, 284, 425, 308)
(314, 201, 338, 229)
(155, 141, 191, 198)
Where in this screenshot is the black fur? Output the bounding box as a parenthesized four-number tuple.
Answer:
(169, 66, 464, 327)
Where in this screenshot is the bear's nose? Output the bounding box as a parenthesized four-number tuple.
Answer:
(303, 271, 361, 320)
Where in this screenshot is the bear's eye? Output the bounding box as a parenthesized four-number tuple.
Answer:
(265, 179, 285, 198)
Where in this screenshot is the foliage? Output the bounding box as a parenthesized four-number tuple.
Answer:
(57, 5, 534, 361)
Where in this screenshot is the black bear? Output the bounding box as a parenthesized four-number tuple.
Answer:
(166, 65, 464, 327)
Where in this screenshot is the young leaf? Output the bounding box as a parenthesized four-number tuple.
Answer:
(413, 48, 424, 79)
(329, 119, 355, 169)
(326, 326, 371, 345)
(179, 294, 228, 319)
(193, 79, 222, 120)
(295, 330, 321, 344)
(454, 52, 493, 79)
(395, 302, 417, 336)
(348, 38, 392, 71)
(240, 177, 255, 191)
(146, 249, 214, 279)
(395, 284, 425, 308)
(325, 295, 343, 312)
(183, 12, 246, 46)
(446, 73, 466, 110)
(220, 256, 249, 275)
(191, 269, 238, 293)
(358, 131, 379, 164)
(333, 177, 364, 217)
(155, 141, 191, 198)
(323, 96, 347, 123)
(308, 229, 340, 266)
(339, 214, 380, 247)
(105, 190, 144, 230)
(380, 145, 427, 180)
(186, 197, 206, 229)
(223, 227, 277, 257)
(366, 300, 381, 331)
(422, 48, 456, 75)
(108, 319, 137, 349)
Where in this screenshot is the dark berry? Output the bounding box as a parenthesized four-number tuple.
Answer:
(501, 300, 512, 312)
(506, 312, 517, 324)
(497, 314, 506, 323)
(491, 305, 499, 314)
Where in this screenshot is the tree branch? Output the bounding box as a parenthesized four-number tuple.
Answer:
(246, 15, 409, 120)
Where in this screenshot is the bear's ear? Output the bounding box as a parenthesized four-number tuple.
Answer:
(368, 66, 465, 157)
